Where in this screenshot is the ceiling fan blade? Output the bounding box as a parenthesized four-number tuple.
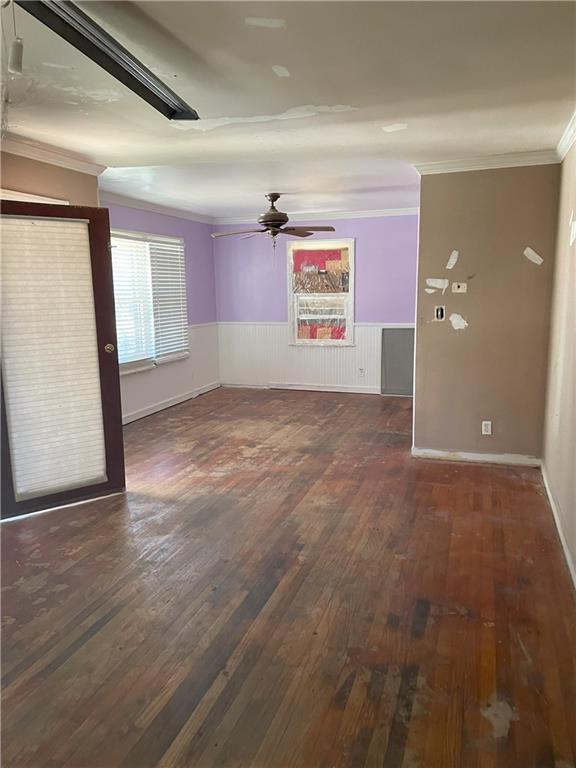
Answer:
(284, 227, 336, 232)
(278, 229, 314, 238)
(211, 229, 265, 239)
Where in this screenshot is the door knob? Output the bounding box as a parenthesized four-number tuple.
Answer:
(104, 343, 115, 353)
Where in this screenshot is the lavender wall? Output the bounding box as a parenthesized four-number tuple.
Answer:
(104, 204, 418, 326)
(213, 215, 419, 323)
(105, 203, 217, 325)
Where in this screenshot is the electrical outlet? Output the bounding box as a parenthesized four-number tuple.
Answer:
(481, 420, 493, 436)
(359, 367, 366, 378)
(434, 305, 445, 321)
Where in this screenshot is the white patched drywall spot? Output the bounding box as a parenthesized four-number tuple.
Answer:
(446, 250, 459, 270)
(245, 17, 286, 28)
(174, 104, 358, 132)
(425, 288, 436, 294)
(272, 65, 290, 78)
(425, 278, 449, 294)
(449, 313, 468, 330)
(523, 247, 543, 266)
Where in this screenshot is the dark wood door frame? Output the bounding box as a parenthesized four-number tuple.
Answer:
(1, 201, 125, 519)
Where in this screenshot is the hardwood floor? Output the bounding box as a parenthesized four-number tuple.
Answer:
(2, 388, 575, 768)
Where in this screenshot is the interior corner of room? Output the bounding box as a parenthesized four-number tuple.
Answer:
(0, 1, 575, 765)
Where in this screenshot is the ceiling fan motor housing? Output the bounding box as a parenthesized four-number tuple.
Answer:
(259, 193, 289, 229)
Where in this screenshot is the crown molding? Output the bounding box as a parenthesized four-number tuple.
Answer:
(98, 195, 418, 226)
(215, 207, 419, 225)
(557, 110, 576, 161)
(99, 191, 216, 224)
(416, 150, 559, 175)
(1, 133, 106, 176)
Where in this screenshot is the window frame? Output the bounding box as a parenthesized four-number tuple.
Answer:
(110, 229, 189, 374)
(287, 238, 355, 347)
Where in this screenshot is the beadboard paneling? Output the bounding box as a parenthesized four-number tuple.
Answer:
(121, 324, 219, 423)
(121, 322, 416, 424)
(218, 323, 413, 394)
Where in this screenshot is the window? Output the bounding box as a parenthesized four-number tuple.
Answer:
(288, 239, 355, 345)
(111, 231, 188, 370)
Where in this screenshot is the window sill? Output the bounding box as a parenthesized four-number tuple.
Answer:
(155, 351, 190, 365)
(120, 360, 155, 376)
(119, 351, 190, 376)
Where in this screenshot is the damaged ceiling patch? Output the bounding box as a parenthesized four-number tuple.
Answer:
(272, 65, 290, 78)
(244, 17, 287, 28)
(381, 123, 408, 133)
(446, 250, 459, 270)
(425, 278, 449, 294)
(173, 104, 357, 132)
(42, 61, 73, 70)
(449, 313, 468, 330)
(523, 247, 543, 265)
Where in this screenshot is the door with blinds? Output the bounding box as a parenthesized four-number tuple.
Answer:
(1, 201, 125, 519)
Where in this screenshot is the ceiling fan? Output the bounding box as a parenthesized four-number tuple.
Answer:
(211, 193, 335, 243)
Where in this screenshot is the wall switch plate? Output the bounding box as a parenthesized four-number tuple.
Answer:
(452, 282, 467, 293)
(482, 420, 493, 436)
(434, 305, 445, 321)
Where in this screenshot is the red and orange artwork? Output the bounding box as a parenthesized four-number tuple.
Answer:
(292, 248, 350, 280)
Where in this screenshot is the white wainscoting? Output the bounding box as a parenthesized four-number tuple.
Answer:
(120, 323, 220, 424)
(218, 322, 413, 394)
(120, 322, 415, 424)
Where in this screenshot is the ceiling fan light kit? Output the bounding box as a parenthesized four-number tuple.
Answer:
(8, 36, 24, 73)
(211, 193, 336, 247)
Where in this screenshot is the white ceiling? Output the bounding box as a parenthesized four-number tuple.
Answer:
(2, 1, 575, 218)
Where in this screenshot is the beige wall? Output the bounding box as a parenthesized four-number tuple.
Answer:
(414, 164, 560, 457)
(543, 142, 575, 579)
(0, 152, 99, 206)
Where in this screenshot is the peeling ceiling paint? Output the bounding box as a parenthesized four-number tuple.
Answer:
(2, 1, 574, 217)
(172, 104, 357, 132)
(382, 123, 408, 133)
(272, 65, 290, 79)
(244, 17, 286, 29)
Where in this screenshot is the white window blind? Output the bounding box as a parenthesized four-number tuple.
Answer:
(149, 240, 188, 361)
(111, 237, 155, 366)
(1, 216, 107, 500)
(111, 231, 188, 368)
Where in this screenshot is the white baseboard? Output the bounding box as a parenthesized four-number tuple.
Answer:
(411, 446, 541, 467)
(541, 464, 576, 592)
(220, 382, 270, 389)
(122, 382, 220, 424)
(269, 382, 381, 395)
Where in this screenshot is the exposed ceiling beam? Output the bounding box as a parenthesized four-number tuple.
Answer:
(15, 0, 200, 121)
